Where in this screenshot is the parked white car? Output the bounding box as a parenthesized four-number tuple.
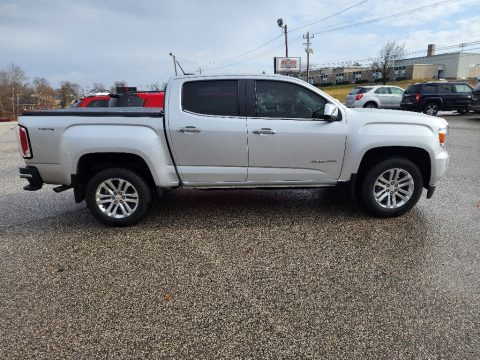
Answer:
(346, 85, 405, 109)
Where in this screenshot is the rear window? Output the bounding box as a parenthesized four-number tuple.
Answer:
(475, 83, 480, 92)
(405, 84, 420, 94)
(182, 80, 239, 116)
(350, 87, 370, 95)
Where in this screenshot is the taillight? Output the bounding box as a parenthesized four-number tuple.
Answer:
(415, 94, 422, 102)
(18, 126, 32, 158)
(355, 94, 363, 101)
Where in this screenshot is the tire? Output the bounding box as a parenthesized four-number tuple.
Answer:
(85, 168, 152, 226)
(456, 109, 468, 114)
(423, 102, 440, 116)
(359, 158, 423, 217)
(364, 102, 377, 109)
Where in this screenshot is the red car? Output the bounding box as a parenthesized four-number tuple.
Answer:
(75, 95, 110, 108)
(75, 91, 164, 108)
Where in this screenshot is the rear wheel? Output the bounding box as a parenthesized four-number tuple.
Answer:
(85, 168, 152, 226)
(359, 158, 423, 217)
(364, 102, 377, 109)
(423, 102, 440, 116)
(457, 109, 468, 114)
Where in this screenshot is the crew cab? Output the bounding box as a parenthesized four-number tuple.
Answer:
(18, 75, 449, 226)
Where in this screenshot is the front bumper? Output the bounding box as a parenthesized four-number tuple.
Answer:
(19, 166, 43, 191)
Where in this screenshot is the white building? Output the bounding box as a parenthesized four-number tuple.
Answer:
(395, 44, 480, 80)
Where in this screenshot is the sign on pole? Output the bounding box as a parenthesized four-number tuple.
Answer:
(274, 57, 301, 74)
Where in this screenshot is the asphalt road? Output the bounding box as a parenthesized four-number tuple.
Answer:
(0, 113, 479, 359)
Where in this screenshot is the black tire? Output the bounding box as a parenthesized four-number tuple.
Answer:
(364, 102, 377, 109)
(85, 168, 152, 226)
(456, 109, 468, 114)
(423, 102, 440, 116)
(359, 158, 423, 217)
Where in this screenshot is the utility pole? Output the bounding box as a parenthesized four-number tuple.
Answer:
(303, 32, 314, 83)
(169, 53, 178, 76)
(277, 18, 288, 57)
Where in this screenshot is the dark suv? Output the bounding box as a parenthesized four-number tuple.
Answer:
(400, 82, 473, 116)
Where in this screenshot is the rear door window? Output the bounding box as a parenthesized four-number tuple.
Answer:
(182, 80, 239, 116)
(374, 87, 390, 94)
(437, 83, 454, 93)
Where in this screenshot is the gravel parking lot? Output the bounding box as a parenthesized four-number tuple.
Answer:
(1, 113, 479, 359)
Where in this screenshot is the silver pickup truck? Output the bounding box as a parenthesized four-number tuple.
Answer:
(18, 74, 449, 226)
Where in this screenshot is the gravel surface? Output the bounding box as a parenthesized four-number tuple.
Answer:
(0, 114, 479, 359)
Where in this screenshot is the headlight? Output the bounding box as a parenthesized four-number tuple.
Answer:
(438, 127, 447, 148)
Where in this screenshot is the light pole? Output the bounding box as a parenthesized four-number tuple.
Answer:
(277, 18, 288, 57)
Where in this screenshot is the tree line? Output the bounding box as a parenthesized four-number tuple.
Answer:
(0, 63, 133, 120)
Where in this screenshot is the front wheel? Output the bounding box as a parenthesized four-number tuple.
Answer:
(85, 168, 152, 226)
(359, 158, 423, 217)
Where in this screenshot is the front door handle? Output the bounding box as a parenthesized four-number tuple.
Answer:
(252, 128, 276, 135)
(177, 126, 201, 134)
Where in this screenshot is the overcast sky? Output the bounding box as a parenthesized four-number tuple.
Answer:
(1, 0, 479, 90)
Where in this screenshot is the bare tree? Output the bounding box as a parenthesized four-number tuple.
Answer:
(91, 82, 108, 93)
(57, 81, 82, 108)
(147, 82, 165, 91)
(0, 63, 29, 119)
(371, 41, 405, 84)
(33, 77, 57, 110)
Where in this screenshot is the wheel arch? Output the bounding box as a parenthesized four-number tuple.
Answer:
(363, 100, 379, 108)
(355, 146, 431, 194)
(74, 152, 157, 203)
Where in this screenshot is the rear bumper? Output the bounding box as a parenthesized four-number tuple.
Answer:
(400, 102, 421, 111)
(19, 166, 43, 191)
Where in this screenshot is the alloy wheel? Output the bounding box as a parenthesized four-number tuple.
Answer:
(95, 178, 139, 218)
(373, 168, 414, 209)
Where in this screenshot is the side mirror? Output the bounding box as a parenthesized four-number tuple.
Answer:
(314, 103, 339, 121)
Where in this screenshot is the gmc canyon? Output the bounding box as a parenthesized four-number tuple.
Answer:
(18, 75, 449, 226)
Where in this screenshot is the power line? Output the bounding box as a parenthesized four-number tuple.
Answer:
(311, 0, 458, 36)
(178, 0, 369, 68)
(198, 0, 461, 72)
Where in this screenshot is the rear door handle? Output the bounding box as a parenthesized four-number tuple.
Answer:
(252, 128, 276, 135)
(177, 126, 201, 134)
